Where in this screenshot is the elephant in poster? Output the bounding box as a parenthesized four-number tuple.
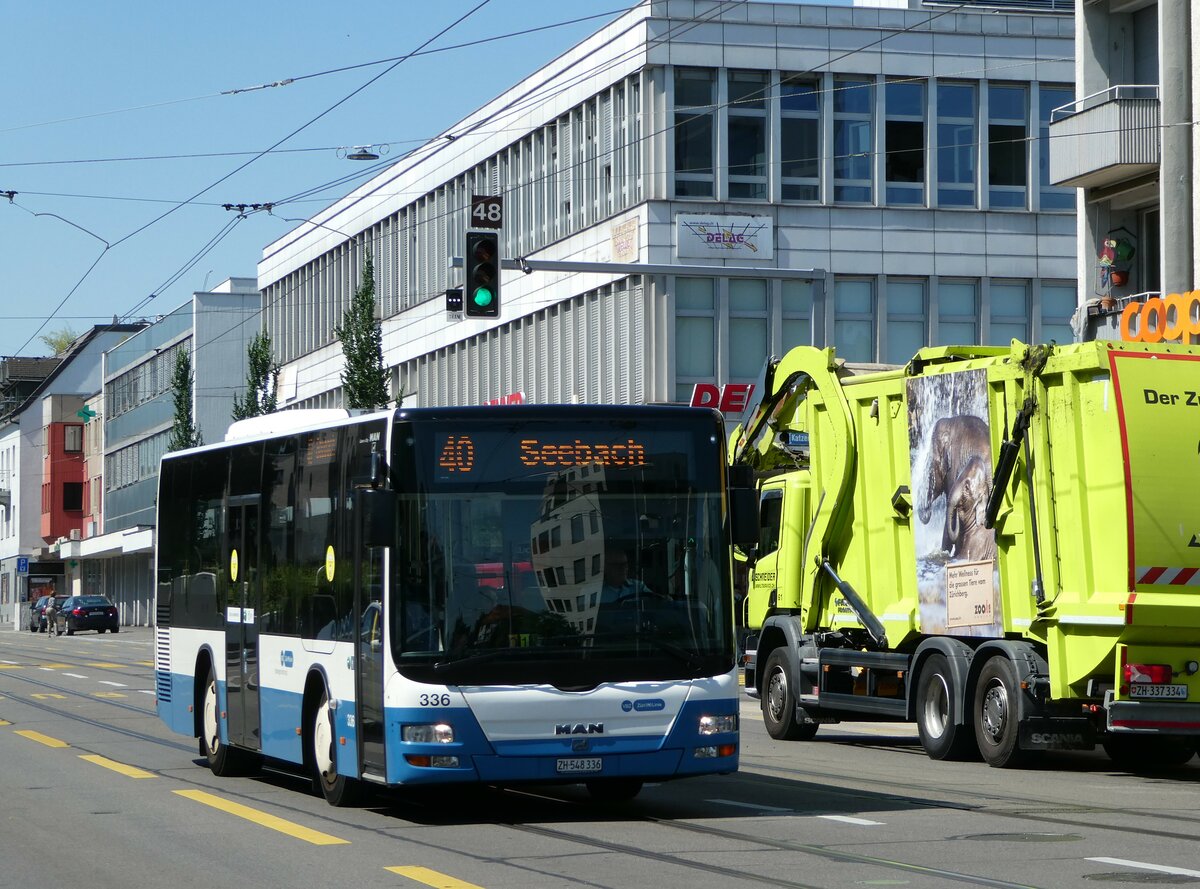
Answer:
(945, 455, 997, 562)
(916, 414, 991, 551)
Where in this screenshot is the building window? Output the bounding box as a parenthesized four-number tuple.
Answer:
(1140, 207, 1160, 294)
(833, 78, 874, 203)
(937, 83, 976, 207)
(63, 424, 83, 454)
(988, 84, 1028, 209)
(988, 280, 1029, 345)
(886, 280, 926, 364)
(1039, 86, 1075, 211)
(674, 68, 715, 198)
(781, 280, 814, 347)
(1039, 283, 1076, 345)
(780, 74, 820, 201)
(728, 70, 768, 200)
(674, 277, 715, 401)
(833, 279, 875, 362)
(937, 279, 978, 344)
(885, 80, 925, 205)
(63, 482, 84, 512)
(729, 279, 768, 379)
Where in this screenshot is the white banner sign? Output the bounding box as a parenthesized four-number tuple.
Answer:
(676, 214, 773, 260)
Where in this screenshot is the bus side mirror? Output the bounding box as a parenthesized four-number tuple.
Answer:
(727, 465, 758, 550)
(360, 487, 397, 548)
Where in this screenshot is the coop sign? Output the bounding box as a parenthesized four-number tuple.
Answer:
(1120, 291, 1200, 343)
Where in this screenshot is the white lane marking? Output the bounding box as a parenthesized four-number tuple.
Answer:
(63, 673, 89, 679)
(137, 690, 155, 695)
(817, 815, 884, 826)
(98, 681, 127, 687)
(1087, 858, 1200, 878)
(707, 799, 793, 813)
(1, 660, 17, 665)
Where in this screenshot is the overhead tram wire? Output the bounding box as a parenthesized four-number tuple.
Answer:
(131, 0, 1046, 386)
(102, 0, 498, 325)
(238, 13, 1090, 393)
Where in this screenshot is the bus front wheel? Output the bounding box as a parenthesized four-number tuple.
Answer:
(201, 673, 238, 776)
(311, 688, 364, 807)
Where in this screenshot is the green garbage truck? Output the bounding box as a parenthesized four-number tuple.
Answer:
(734, 340, 1200, 768)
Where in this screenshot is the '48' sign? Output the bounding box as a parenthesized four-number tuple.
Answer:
(471, 195, 503, 230)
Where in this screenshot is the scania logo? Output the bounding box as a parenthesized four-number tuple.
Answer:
(555, 723, 604, 735)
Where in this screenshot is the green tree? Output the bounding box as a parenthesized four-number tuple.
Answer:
(40, 326, 80, 356)
(334, 251, 390, 410)
(231, 329, 279, 421)
(167, 349, 203, 452)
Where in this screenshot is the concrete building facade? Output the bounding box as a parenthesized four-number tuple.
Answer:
(53, 279, 260, 628)
(1048, 0, 1185, 340)
(261, 0, 1078, 409)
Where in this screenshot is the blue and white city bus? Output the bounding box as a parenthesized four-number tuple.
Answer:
(154, 404, 753, 805)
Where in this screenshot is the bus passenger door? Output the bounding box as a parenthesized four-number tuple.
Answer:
(226, 497, 261, 750)
(356, 512, 386, 775)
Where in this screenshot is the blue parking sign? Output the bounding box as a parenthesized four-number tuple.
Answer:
(16, 557, 28, 574)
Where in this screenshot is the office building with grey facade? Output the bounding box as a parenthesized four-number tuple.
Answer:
(260, 0, 1078, 410)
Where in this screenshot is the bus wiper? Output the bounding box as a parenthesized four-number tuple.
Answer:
(431, 646, 549, 674)
(644, 638, 704, 672)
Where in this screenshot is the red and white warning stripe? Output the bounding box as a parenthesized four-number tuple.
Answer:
(1135, 566, 1200, 586)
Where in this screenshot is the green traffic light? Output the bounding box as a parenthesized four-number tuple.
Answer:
(473, 287, 494, 307)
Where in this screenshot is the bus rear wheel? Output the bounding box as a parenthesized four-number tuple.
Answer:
(312, 688, 364, 807)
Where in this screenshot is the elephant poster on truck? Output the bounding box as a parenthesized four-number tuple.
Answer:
(906, 369, 1003, 637)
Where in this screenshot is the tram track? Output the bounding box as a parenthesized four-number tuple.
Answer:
(733, 757, 1200, 843)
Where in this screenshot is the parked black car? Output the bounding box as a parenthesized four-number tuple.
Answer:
(28, 595, 70, 633)
(59, 595, 120, 635)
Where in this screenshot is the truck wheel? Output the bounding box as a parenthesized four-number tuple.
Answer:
(761, 649, 818, 741)
(1103, 735, 1196, 770)
(915, 653, 975, 760)
(973, 656, 1030, 768)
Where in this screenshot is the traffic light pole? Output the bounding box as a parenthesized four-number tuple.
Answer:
(450, 257, 821, 280)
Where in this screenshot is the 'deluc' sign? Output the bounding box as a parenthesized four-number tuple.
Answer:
(690, 383, 755, 413)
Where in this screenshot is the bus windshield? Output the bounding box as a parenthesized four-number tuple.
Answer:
(390, 414, 733, 686)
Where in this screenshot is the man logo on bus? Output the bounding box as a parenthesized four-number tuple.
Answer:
(555, 723, 604, 735)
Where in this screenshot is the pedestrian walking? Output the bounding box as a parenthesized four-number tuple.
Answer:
(44, 596, 59, 638)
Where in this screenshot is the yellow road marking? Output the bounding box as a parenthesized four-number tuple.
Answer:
(39, 664, 70, 669)
(79, 754, 156, 778)
(385, 866, 485, 888)
(0, 719, 11, 726)
(31, 693, 66, 700)
(136, 661, 154, 667)
(173, 790, 350, 845)
(94, 692, 126, 698)
(87, 663, 124, 669)
(15, 730, 69, 748)
(0, 665, 24, 670)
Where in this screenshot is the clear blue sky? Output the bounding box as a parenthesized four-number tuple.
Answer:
(0, 1, 641, 358)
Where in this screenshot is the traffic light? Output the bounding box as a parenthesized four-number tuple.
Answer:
(464, 230, 500, 318)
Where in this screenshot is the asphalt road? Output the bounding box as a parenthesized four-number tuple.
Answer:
(2, 624, 1199, 889)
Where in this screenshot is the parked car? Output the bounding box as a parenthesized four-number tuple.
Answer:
(28, 595, 70, 633)
(58, 595, 120, 635)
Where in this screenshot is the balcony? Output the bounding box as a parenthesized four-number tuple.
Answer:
(1049, 86, 1160, 189)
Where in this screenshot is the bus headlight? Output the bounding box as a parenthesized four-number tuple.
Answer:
(698, 714, 738, 735)
(402, 723, 454, 743)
